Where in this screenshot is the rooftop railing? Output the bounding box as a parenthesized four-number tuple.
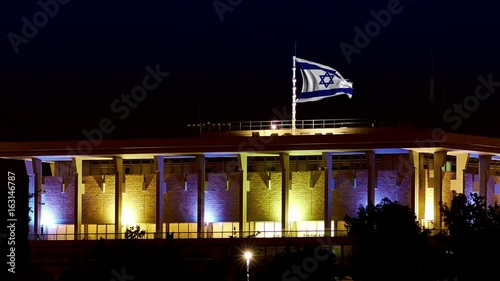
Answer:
(188, 118, 379, 132)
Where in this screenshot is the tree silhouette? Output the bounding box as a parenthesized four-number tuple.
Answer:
(125, 225, 145, 239)
(440, 192, 500, 281)
(344, 197, 433, 281)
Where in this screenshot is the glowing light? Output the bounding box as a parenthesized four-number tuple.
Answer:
(244, 250, 253, 281)
(41, 210, 55, 226)
(244, 251, 252, 260)
(424, 188, 434, 221)
(271, 123, 277, 130)
(122, 208, 136, 226)
(204, 211, 215, 223)
(289, 205, 302, 222)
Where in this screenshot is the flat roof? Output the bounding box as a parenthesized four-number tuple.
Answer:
(2, 127, 500, 161)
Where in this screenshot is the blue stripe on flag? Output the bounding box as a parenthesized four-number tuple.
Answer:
(297, 61, 342, 79)
(296, 88, 353, 100)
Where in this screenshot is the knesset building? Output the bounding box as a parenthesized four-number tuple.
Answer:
(2, 121, 500, 241)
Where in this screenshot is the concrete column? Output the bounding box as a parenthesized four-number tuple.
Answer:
(366, 151, 376, 206)
(455, 153, 469, 195)
(72, 157, 83, 240)
(24, 161, 34, 239)
(31, 158, 43, 240)
(280, 153, 291, 237)
(322, 152, 333, 236)
(479, 154, 491, 203)
(409, 151, 418, 217)
(113, 156, 124, 238)
(196, 155, 206, 238)
(154, 156, 165, 238)
(238, 153, 248, 238)
(433, 151, 447, 229)
(49, 162, 55, 177)
(418, 153, 426, 221)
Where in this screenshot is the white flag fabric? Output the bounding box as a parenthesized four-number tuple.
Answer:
(295, 57, 353, 103)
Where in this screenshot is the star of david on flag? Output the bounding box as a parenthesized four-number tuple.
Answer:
(295, 57, 353, 103)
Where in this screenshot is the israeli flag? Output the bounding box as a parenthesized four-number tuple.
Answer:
(295, 57, 353, 103)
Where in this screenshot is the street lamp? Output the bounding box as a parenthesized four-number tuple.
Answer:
(244, 251, 252, 281)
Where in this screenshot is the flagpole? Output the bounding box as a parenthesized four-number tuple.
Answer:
(292, 42, 297, 135)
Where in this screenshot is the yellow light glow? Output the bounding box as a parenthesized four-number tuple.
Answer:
(122, 208, 136, 226)
(289, 204, 304, 222)
(424, 188, 434, 221)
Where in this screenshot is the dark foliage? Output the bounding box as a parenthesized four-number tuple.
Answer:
(440, 192, 500, 281)
(344, 197, 434, 281)
(124, 225, 145, 239)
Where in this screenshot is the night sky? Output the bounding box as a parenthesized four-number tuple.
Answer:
(1, 0, 500, 141)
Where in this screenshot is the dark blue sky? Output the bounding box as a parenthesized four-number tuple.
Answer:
(1, 0, 500, 140)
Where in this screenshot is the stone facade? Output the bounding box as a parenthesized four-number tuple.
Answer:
(40, 166, 500, 228)
(42, 176, 75, 223)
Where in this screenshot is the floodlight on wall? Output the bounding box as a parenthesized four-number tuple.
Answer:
(184, 174, 188, 191)
(101, 175, 106, 191)
(353, 171, 357, 188)
(267, 172, 272, 190)
(62, 177, 67, 193)
(226, 172, 230, 190)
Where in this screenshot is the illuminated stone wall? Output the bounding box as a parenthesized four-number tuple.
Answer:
(80, 175, 156, 225)
(332, 170, 367, 221)
(82, 175, 115, 224)
(463, 173, 498, 206)
(495, 176, 500, 204)
(163, 172, 241, 223)
(164, 173, 198, 223)
(332, 170, 413, 221)
(122, 174, 156, 224)
(40, 169, 417, 226)
(246, 171, 328, 222)
(289, 171, 325, 221)
(247, 172, 282, 222)
(442, 171, 455, 208)
(487, 175, 497, 207)
(42, 176, 75, 223)
(204, 172, 240, 222)
(43, 165, 500, 230)
(376, 170, 412, 206)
